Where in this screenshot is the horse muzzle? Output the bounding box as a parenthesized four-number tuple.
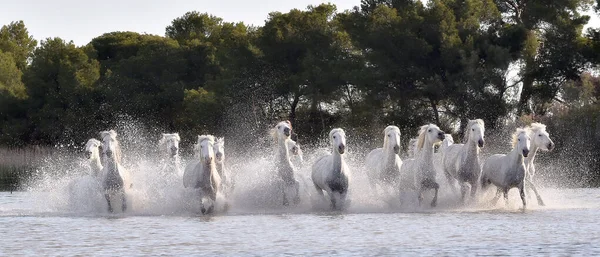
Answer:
(522, 149, 529, 157)
(437, 132, 445, 140)
(283, 127, 290, 137)
(338, 144, 346, 154)
(548, 142, 555, 151)
(215, 152, 223, 162)
(478, 139, 485, 148)
(393, 145, 400, 154)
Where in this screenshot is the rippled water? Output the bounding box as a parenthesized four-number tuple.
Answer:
(2, 187, 600, 256)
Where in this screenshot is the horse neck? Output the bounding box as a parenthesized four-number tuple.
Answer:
(91, 154, 103, 172)
(524, 143, 539, 169)
(332, 149, 343, 176)
(277, 138, 293, 167)
(104, 155, 120, 175)
(464, 137, 479, 155)
(383, 145, 399, 168)
(418, 138, 434, 166)
(509, 147, 525, 171)
(201, 160, 217, 183)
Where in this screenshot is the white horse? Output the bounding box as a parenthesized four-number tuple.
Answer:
(312, 128, 351, 210)
(400, 124, 445, 207)
(480, 128, 531, 209)
(213, 137, 234, 196)
(158, 133, 182, 176)
(272, 121, 301, 206)
(433, 134, 454, 180)
(442, 119, 485, 201)
(183, 135, 221, 214)
(286, 139, 304, 168)
(365, 126, 402, 193)
(524, 122, 555, 206)
(99, 130, 128, 213)
(85, 138, 103, 178)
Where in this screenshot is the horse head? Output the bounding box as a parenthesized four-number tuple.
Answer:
(99, 130, 121, 162)
(272, 120, 292, 142)
(330, 128, 346, 154)
(465, 119, 485, 148)
(384, 125, 401, 154)
(197, 135, 216, 165)
(417, 124, 445, 150)
(512, 128, 531, 158)
(529, 123, 554, 151)
(214, 137, 225, 163)
(85, 138, 102, 160)
(159, 133, 181, 158)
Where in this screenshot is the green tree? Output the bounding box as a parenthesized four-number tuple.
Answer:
(0, 21, 37, 71)
(24, 38, 101, 145)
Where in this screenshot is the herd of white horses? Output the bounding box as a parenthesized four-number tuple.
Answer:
(83, 119, 554, 214)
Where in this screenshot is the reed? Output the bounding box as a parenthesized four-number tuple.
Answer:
(0, 146, 55, 191)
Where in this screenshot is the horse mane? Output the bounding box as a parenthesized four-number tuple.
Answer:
(416, 124, 435, 150)
(528, 122, 547, 133)
(329, 128, 345, 139)
(215, 137, 225, 146)
(463, 119, 485, 143)
(383, 125, 400, 148)
(159, 133, 181, 146)
(198, 134, 216, 145)
(85, 138, 101, 148)
(511, 128, 530, 148)
(99, 130, 122, 163)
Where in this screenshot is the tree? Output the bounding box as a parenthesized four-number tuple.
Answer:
(24, 38, 100, 145)
(0, 21, 37, 71)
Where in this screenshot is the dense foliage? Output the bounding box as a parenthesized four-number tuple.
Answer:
(0, 1, 599, 164)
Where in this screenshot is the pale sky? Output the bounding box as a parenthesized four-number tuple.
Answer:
(1, 0, 599, 47)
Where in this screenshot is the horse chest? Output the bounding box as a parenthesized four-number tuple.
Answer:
(327, 174, 348, 193)
(504, 166, 525, 188)
(103, 169, 124, 190)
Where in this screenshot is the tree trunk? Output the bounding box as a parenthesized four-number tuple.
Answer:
(430, 98, 440, 126)
(289, 93, 300, 126)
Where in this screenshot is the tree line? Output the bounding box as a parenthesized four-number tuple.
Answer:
(1, 0, 600, 156)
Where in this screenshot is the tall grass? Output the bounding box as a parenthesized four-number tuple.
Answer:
(0, 146, 56, 191)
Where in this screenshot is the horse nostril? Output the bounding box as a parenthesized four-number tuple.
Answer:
(216, 153, 223, 159)
(478, 139, 484, 148)
(283, 127, 290, 136)
(339, 145, 346, 154)
(523, 149, 529, 157)
(549, 143, 555, 150)
(393, 145, 400, 153)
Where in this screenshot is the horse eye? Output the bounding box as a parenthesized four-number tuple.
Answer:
(333, 136, 336, 139)
(538, 134, 542, 137)
(428, 129, 431, 132)
(472, 128, 475, 131)
(518, 139, 521, 141)
(387, 134, 391, 137)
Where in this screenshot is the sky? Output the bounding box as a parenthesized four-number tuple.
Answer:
(1, 0, 599, 47)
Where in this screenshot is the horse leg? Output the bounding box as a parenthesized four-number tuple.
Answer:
(292, 180, 300, 205)
(503, 188, 509, 207)
(491, 188, 502, 205)
(120, 189, 127, 213)
(519, 183, 527, 210)
(430, 182, 440, 207)
(281, 183, 289, 207)
(105, 192, 113, 213)
(526, 179, 545, 206)
(330, 192, 338, 210)
(444, 171, 459, 195)
(460, 183, 468, 203)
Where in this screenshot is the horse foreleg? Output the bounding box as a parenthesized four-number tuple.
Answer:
(460, 183, 468, 203)
(491, 188, 502, 205)
(519, 184, 527, 210)
(105, 193, 113, 213)
(503, 188, 509, 206)
(444, 171, 459, 195)
(281, 183, 289, 207)
(525, 179, 545, 206)
(292, 180, 300, 205)
(120, 189, 127, 213)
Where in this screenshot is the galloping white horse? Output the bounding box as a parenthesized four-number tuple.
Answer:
(213, 137, 233, 196)
(85, 138, 103, 178)
(524, 123, 555, 206)
(99, 130, 128, 213)
(286, 139, 304, 168)
(365, 126, 402, 192)
(400, 124, 445, 207)
(312, 128, 351, 210)
(272, 121, 300, 206)
(481, 128, 531, 209)
(158, 133, 182, 176)
(442, 119, 485, 201)
(183, 135, 221, 214)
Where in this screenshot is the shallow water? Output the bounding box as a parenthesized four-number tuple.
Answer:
(2, 187, 600, 256)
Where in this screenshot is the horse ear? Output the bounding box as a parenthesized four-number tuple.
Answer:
(285, 120, 292, 129)
(109, 130, 117, 138)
